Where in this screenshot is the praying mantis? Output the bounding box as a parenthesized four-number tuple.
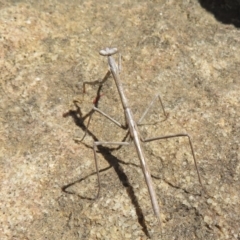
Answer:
(78, 47, 203, 228)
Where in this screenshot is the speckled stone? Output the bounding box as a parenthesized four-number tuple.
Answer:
(0, 0, 239, 240)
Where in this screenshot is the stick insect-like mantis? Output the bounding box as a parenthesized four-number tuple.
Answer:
(78, 47, 203, 228)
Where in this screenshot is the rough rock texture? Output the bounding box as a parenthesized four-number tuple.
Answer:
(0, 0, 239, 239)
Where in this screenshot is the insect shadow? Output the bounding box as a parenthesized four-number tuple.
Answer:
(62, 84, 151, 238)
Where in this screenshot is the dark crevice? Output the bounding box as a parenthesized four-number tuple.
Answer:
(198, 0, 240, 28)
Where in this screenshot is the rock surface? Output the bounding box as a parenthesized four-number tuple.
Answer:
(0, 0, 239, 239)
